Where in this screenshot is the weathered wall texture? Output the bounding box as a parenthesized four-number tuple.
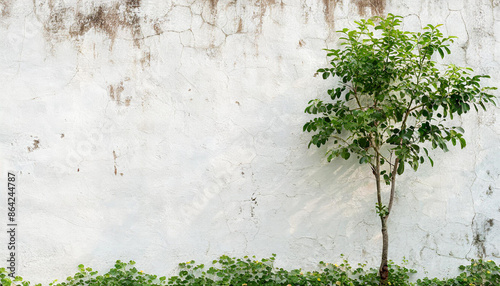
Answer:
(0, 0, 499, 283)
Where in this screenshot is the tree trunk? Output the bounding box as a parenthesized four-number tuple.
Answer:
(379, 217, 389, 285)
(378, 158, 398, 285)
(373, 151, 390, 285)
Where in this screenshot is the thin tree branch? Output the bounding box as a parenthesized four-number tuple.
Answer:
(408, 103, 425, 112)
(374, 150, 382, 207)
(371, 146, 394, 167)
(387, 158, 399, 216)
(330, 135, 349, 145)
(352, 86, 363, 109)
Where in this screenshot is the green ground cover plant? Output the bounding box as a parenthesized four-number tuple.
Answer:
(1, 255, 499, 285)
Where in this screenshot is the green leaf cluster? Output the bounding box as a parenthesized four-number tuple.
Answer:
(1, 256, 499, 285)
(47, 260, 166, 286)
(304, 14, 496, 175)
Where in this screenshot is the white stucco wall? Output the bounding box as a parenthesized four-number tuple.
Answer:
(1, 0, 499, 283)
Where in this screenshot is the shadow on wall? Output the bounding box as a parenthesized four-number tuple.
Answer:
(167, 140, 380, 267)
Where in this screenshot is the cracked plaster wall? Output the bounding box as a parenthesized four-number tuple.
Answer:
(0, 0, 499, 283)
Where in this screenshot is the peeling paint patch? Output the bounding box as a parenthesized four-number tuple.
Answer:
(27, 139, 40, 152)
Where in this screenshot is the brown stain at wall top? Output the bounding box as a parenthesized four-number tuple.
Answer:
(69, 0, 142, 49)
(206, 0, 280, 35)
(209, 0, 219, 10)
(34, 0, 387, 58)
(354, 0, 386, 16)
(322, 0, 340, 28)
(262, 0, 277, 5)
(322, 0, 385, 29)
(39, 0, 144, 50)
(256, 0, 280, 34)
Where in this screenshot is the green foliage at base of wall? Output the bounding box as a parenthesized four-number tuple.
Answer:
(1, 255, 499, 286)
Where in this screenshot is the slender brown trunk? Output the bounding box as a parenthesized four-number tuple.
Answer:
(373, 150, 389, 285)
(379, 217, 389, 285)
(374, 154, 399, 285)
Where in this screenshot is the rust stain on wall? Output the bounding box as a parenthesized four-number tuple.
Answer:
(27, 139, 40, 152)
(236, 18, 243, 33)
(262, 0, 277, 5)
(322, 0, 340, 28)
(70, 0, 142, 49)
(0, 0, 12, 18)
(353, 0, 385, 16)
(140, 50, 151, 68)
(153, 21, 163, 35)
(36, 0, 147, 50)
(43, 3, 72, 39)
(108, 81, 132, 106)
(108, 81, 131, 106)
(256, 0, 281, 34)
(209, 0, 219, 10)
(322, 0, 384, 29)
(109, 82, 124, 103)
(113, 150, 118, 175)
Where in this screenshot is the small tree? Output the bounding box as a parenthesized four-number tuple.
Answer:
(303, 14, 496, 285)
